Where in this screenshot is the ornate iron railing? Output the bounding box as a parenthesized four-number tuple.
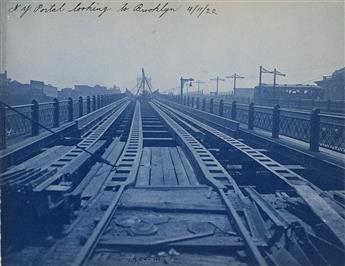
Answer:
(83, 99, 87, 115)
(73, 101, 79, 119)
(159, 93, 345, 154)
(319, 114, 345, 153)
(60, 100, 70, 124)
(236, 104, 249, 124)
(1, 93, 127, 149)
(279, 109, 311, 142)
(205, 100, 210, 113)
(5, 104, 32, 139)
(223, 103, 232, 118)
(39, 102, 55, 129)
(253, 106, 273, 131)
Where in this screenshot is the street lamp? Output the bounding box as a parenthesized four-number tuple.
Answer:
(180, 77, 194, 98)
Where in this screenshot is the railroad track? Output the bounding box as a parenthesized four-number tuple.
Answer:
(1, 97, 131, 249)
(2, 98, 345, 266)
(154, 99, 345, 247)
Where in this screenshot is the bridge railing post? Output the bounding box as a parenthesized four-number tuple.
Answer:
(210, 98, 214, 113)
(248, 102, 254, 130)
(87, 96, 91, 113)
(272, 104, 280, 138)
(31, 100, 39, 136)
(202, 98, 206, 111)
(187, 96, 190, 106)
(68, 97, 73, 121)
(0, 103, 6, 149)
(219, 99, 224, 116)
(92, 96, 96, 111)
(78, 96, 83, 118)
(53, 98, 60, 128)
(191, 97, 194, 108)
(309, 108, 320, 152)
(183, 96, 186, 105)
(196, 97, 200, 109)
(231, 101, 237, 120)
(97, 95, 101, 109)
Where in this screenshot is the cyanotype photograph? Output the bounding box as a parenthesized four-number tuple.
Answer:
(0, 0, 344, 265)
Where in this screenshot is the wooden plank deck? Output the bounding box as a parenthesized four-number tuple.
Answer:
(135, 147, 200, 187)
(150, 147, 164, 186)
(136, 147, 151, 186)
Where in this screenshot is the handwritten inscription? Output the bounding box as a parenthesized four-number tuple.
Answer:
(186, 4, 217, 18)
(131, 3, 180, 18)
(9, 2, 110, 18)
(8, 1, 218, 19)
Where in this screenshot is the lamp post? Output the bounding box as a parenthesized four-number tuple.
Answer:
(180, 77, 194, 98)
(210, 76, 226, 96)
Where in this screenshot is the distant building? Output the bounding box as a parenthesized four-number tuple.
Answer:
(108, 85, 121, 94)
(234, 88, 254, 99)
(94, 85, 107, 94)
(43, 84, 58, 98)
(30, 80, 44, 94)
(58, 84, 120, 100)
(58, 88, 73, 99)
(74, 85, 95, 97)
(254, 84, 323, 101)
(0, 71, 10, 87)
(0, 73, 51, 105)
(315, 67, 345, 101)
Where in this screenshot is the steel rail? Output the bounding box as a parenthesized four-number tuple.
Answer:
(72, 101, 143, 266)
(155, 99, 345, 247)
(34, 100, 131, 192)
(151, 101, 268, 266)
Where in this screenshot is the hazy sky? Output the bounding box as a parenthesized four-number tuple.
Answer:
(2, 0, 344, 93)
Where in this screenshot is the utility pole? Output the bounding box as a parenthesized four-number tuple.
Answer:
(273, 68, 286, 90)
(195, 80, 205, 94)
(226, 73, 245, 94)
(180, 77, 194, 98)
(210, 76, 225, 96)
(273, 68, 286, 99)
(259, 65, 274, 87)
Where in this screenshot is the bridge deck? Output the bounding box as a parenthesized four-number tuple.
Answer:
(2, 98, 345, 266)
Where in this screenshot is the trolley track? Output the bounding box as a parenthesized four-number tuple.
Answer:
(155, 99, 345, 246)
(1, 97, 131, 251)
(3, 98, 345, 266)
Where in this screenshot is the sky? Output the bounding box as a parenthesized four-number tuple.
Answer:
(2, 0, 344, 94)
